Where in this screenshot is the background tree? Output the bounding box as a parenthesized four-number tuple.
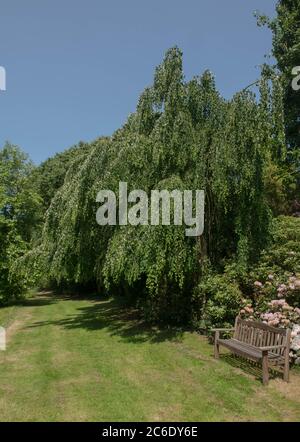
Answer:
(31, 141, 93, 212)
(256, 1, 300, 206)
(0, 143, 42, 302)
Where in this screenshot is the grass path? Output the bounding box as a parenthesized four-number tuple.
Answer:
(0, 292, 299, 422)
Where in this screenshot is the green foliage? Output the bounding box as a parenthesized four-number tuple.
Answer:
(192, 272, 243, 329)
(263, 161, 297, 215)
(256, 1, 300, 202)
(250, 216, 300, 281)
(31, 141, 93, 212)
(0, 143, 42, 303)
(0, 226, 27, 303)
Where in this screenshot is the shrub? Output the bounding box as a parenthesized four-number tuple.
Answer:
(192, 272, 243, 329)
(249, 216, 300, 281)
(239, 273, 300, 363)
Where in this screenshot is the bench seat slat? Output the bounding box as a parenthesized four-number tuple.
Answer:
(218, 338, 282, 361)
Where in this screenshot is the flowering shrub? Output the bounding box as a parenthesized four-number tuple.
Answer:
(240, 273, 300, 364)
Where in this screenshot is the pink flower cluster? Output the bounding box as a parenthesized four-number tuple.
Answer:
(261, 310, 291, 327)
(252, 274, 300, 299)
(277, 284, 287, 297)
(239, 273, 300, 360)
(288, 276, 300, 291)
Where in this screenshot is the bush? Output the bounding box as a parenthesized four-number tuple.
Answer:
(239, 274, 300, 363)
(250, 216, 300, 281)
(192, 272, 243, 329)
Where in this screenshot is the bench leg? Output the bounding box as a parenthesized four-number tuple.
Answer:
(262, 351, 269, 386)
(283, 348, 290, 383)
(214, 331, 220, 359)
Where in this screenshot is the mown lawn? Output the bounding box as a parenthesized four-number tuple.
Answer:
(0, 292, 299, 422)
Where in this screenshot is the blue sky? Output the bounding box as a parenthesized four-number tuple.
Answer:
(0, 0, 276, 164)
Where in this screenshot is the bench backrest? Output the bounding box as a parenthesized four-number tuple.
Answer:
(234, 317, 288, 356)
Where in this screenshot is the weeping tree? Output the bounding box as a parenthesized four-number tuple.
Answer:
(23, 47, 286, 323)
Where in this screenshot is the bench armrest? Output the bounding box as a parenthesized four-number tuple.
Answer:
(259, 345, 286, 351)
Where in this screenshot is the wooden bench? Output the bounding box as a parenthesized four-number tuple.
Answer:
(212, 317, 291, 385)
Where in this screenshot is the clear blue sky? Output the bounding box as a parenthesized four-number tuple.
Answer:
(0, 0, 276, 164)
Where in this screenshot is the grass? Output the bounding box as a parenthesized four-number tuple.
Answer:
(0, 292, 299, 422)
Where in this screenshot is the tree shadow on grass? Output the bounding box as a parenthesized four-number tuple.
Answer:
(221, 353, 283, 382)
(27, 296, 184, 344)
(8, 291, 58, 308)
(23, 290, 102, 306)
(21, 297, 57, 307)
